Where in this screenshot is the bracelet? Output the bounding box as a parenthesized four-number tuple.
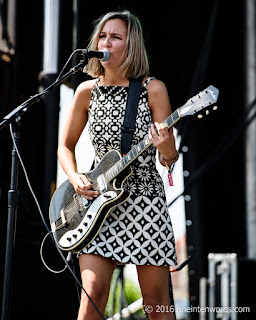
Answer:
(163, 151, 179, 166)
(163, 157, 174, 186)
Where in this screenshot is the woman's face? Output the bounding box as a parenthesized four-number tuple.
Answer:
(97, 18, 128, 72)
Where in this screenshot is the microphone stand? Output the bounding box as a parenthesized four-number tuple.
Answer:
(0, 53, 89, 320)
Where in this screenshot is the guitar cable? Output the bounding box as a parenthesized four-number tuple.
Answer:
(9, 122, 107, 320)
(40, 230, 71, 274)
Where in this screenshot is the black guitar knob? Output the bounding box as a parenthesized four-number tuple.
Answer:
(73, 234, 77, 239)
(83, 222, 88, 227)
(67, 237, 72, 242)
(78, 229, 83, 233)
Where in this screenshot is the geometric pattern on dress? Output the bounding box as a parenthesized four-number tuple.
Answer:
(80, 78, 177, 266)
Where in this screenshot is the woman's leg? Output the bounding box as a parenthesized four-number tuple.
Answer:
(136, 265, 176, 320)
(77, 254, 118, 320)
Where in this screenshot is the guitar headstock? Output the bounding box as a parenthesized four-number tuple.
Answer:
(178, 85, 219, 118)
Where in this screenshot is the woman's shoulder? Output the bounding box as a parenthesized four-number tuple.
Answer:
(72, 79, 97, 111)
(76, 78, 97, 94)
(143, 77, 168, 95)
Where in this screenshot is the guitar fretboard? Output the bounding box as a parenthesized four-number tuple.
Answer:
(105, 109, 181, 182)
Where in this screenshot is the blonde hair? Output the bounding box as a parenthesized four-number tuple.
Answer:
(83, 10, 149, 79)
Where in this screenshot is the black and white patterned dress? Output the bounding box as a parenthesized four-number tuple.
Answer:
(80, 77, 177, 266)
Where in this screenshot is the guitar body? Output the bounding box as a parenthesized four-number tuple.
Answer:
(49, 150, 132, 252)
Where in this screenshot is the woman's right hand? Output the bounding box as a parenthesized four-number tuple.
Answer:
(69, 172, 99, 200)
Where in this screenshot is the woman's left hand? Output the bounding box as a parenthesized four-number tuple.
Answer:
(149, 122, 178, 163)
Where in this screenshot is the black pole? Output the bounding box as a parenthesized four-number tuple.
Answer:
(1, 122, 20, 320)
(72, 0, 83, 91)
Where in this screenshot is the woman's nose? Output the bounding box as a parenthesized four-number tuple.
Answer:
(103, 36, 111, 48)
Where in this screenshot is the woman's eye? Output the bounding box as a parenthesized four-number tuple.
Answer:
(98, 34, 122, 40)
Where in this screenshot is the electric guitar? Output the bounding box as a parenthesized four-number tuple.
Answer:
(49, 85, 219, 252)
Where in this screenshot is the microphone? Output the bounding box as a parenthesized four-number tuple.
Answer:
(77, 49, 110, 62)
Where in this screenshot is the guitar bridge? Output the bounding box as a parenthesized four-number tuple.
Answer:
(60, 209, 67, 226)
(51, 209, 68, 232)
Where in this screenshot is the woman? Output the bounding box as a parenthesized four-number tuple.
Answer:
(58, 10, 179, 320)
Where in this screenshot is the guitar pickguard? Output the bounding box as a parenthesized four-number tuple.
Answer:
(58, 191, 117, 249)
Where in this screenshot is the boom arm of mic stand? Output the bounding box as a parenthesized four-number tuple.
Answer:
(0, 57, 88, 130)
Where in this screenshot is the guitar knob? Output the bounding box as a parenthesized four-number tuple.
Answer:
(67, 237, 72, 242)
(197, 114, 203, 119)
(213, 106, 218, 111)
(78, 229, 83, 233)
(206, 110, 210, 115)
(73, 234, 77, 239)
(83, 222, 88, 227)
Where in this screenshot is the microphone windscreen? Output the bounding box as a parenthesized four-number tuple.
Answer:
(100, 50, 110, 62)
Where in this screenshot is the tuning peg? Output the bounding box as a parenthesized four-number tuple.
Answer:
(197, 114, 203, 119)
(206, 110, 210, 115)
(213, 106, 218, 111)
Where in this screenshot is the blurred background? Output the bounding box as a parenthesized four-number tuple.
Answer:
(0, 0, 255, 319)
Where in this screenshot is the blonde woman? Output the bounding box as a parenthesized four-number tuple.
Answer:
(58, 10, 179, 320)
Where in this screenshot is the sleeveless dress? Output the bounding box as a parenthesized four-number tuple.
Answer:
(80, 78, 177, 267)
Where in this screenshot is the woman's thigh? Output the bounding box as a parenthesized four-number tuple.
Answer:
(78, 254, 118, 317)
(136, 265, 175, 319)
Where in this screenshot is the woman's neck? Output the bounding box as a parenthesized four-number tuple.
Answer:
(100, 71, 129, 86)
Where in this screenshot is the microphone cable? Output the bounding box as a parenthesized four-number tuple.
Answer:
(9, 122, 106, 320)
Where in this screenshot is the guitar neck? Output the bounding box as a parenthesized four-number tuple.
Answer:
(105, 109, 181, 182)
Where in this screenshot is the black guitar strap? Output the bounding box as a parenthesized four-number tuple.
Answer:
(121, 77, 143, 156)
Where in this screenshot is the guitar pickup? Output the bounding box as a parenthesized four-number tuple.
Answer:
(97, 174, 107, 193)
